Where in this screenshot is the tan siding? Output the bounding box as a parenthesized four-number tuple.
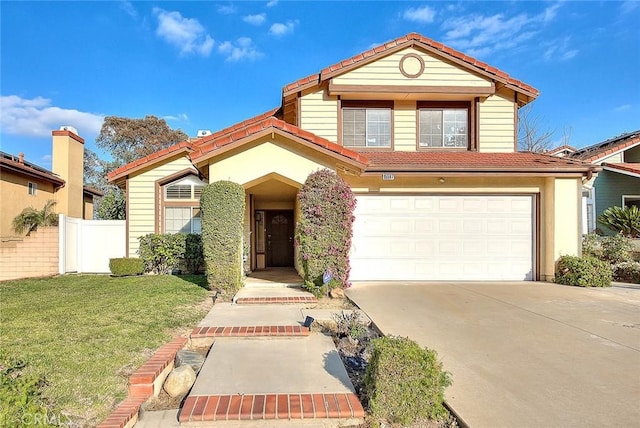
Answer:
(394, 100, 417, 151)
(127, 156, 195, 255)
(597, 152, 624, 164)
(478, 92, 516, 153)
(333, 47, 492, 87)
(299, 90, 338, 142)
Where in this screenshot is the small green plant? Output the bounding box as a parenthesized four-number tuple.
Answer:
(612, 262, 640, 284)
(581, 233, 601, 258)
(364, 336, 451, 425)
(138, 233, 186, 274)
(601, 233, 633, 264)
(598, 205, 640, 237)
(11, 200, 58, 236)
(109, 258, 144, 276)
(0, 351, 55, 427)
(555, 255, 612, 287)
(332, 310, 367, 341)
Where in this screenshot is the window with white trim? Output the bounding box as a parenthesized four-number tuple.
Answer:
(419, 108, 468, 148)
(162, 175, 206, 234)
(28, 182, 37, 195)
(342, 107, 391, 148)
(165, 207, 201, 234)
(623, 195, 640, 209)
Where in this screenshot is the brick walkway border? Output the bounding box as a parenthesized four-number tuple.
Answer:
(191, 325, 310, 338)
(235, 296, 318, 304)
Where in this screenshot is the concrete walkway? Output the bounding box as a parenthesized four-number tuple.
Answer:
(347, 281, 640, 428)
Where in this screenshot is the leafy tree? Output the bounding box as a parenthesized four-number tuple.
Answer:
(518, 104, 554, 152)
(95, 188, 126, 220)
(96, 115, 188, 165)
(12, 200, 58, 235)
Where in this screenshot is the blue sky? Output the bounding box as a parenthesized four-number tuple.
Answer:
(1, 1, 639, 169)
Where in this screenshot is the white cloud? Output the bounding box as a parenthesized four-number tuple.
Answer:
(266, 0, 278, 7)
(153, 8, 214, 57)
(402, 6, 436, 23)
(119, 1, 137, 18)
(218, 37, 263, 62)
(543, 37, 579, 61)
(542, 2, 562, 23)
(0, 95, 104, 138)
(163, 113, 189, 122)
(620, 1, 639, 14)
(243, 13, 266, 26)
(269, 20, 297, 36)
(217, 4, 237, 15)
(614, 104, 632, 112)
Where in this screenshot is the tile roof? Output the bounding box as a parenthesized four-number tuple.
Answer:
(0, 151, 65, 186)
(364, 151, 596, 173)
(602, 163, 640, 176)
(570, 130, 640, 162)
(546, 145, 577, 156)
(107, 141, 195, 182)
(283, 32, 539, 98)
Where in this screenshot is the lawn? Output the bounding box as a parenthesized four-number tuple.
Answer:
(0, 274, 210, 426)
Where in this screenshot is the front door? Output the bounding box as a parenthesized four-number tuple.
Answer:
(266, 210, 294, 267)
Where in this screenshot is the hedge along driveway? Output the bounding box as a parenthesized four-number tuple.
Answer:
(0, 274, 210, 426)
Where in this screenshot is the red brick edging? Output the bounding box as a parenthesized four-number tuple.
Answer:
(235, 296, 318, 304)
(179, 393, 365, 422)
(97, 337, 187, 428)
(191, 325, 310, 338)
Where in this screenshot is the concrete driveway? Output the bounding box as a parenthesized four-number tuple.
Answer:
(346, 281, 640, 428)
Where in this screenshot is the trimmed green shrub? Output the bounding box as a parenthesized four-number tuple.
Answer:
(555, 255, 612, 287)
(201, 181, 245, 295)
(0, 351, 55, 427)
(184, 233, 204, 274)
(612, 262, 640, 284)
(109, 258, 144, 276)
(364, 336, 451, 425)
(138, 233, 186, 274)
(601, 233, 633, 264)
(598, 205, 640, 237)
(296, 169, 356, 295)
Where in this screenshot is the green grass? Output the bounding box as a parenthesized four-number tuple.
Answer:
(0, 274, 210, 426)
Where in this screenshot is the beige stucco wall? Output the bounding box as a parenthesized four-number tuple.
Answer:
(478, 91, 516, 153)
(299, 89, 339, 143)
(127, 155, 195, 256)
(0, 170, 57, 239)
(53, 132, 84, 218)
(332, 47, 492, 87)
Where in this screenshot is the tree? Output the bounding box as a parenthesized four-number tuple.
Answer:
(517, 104, 554, 152)
(12, 200, 59, 235)
(83, 148, 126, 219)
(96, 115, 188, 165)
(95, 188, 126, 220)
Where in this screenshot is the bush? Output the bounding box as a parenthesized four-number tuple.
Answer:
(555, 255, 612, 287)
(296, 170, 356, 293)
(581, 233, 601, 258)
(0, 351, 55, 427)
(332, 310, 367, 341)
(612, 262, 640, 284)
(598, 205, 640, 237)
(109, 258, 144, 276)
(364, 336, 451, 425)
(138, 233, 186, 274)
(601, 233, 633, 264)
(201, 181, 245, 295)
(184, 234, 204, 274)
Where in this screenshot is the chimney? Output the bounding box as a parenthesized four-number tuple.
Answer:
(52, 126, 85, 218)
(18, 153, 24, 164)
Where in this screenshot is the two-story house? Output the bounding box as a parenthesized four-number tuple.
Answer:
(108, 33, 597, 282)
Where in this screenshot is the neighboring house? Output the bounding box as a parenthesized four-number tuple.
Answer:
(546, 145, 577, 157)
(108, 32, 598, 282)
(0, 127, 102, 240)
(565, 130, 640, 234)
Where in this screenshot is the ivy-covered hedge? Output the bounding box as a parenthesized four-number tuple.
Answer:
(201, 181, 245, 295)
(296, 169, 356, 296)
(138, 233, 203, 274)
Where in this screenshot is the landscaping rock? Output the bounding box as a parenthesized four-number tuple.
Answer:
(329, 288, 345, 298)
(163, 366, 196, 398)
(175, 350, 205, 374)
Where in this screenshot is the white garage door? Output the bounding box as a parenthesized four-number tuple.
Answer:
(350, 195, 534, 281)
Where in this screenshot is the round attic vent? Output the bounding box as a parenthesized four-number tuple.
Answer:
(399, 53, 425, 79)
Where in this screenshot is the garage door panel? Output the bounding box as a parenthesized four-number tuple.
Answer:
(351, 195, 534, 281)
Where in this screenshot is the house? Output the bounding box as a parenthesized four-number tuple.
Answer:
(107, 32, 599, 282)
(0, 127, 102, 240)
(566, 130, 640, 234)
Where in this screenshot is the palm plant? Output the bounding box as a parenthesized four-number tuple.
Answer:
(12, 200, 59, 235)
(597, 205, 640, 238)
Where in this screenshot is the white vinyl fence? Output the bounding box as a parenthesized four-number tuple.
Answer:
(58, 214, 126, 274)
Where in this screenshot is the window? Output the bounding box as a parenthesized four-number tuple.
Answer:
(28, 182, 37, 195)
(165, 207, 201, 234)
(343, 106, 391, 148)
(419, 107, 468, 148)
(623, 195, 640, 209)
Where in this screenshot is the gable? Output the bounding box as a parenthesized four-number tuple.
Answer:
(331, 47, 493, 90)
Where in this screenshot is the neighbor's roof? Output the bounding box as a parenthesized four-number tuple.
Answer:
(0, 151, 65, 186)
(283, 32, 539, 99)
(363, 151, 598, 174)
(602, 162, 640, 178)
(546, 145, 577, 156)
(570, 130, 640, 162)
(83, 186, 104, 197)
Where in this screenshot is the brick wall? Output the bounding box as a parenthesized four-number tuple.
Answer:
(0, 227, 59, 281)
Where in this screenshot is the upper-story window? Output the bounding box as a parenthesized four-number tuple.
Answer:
(163, 175, 206, 234)
(28, 182, 37, 195)
(342, 101, 392, 148)
(418, 102, 469, 149)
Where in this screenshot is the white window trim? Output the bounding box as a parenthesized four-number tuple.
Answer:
(622, 194, 640, 207)
(28, 182, 37, 196)
(418, 107, 469, 148)
(342, 107, 392, 148)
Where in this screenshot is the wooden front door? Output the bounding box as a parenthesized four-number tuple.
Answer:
(266, 210, 294, 267)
